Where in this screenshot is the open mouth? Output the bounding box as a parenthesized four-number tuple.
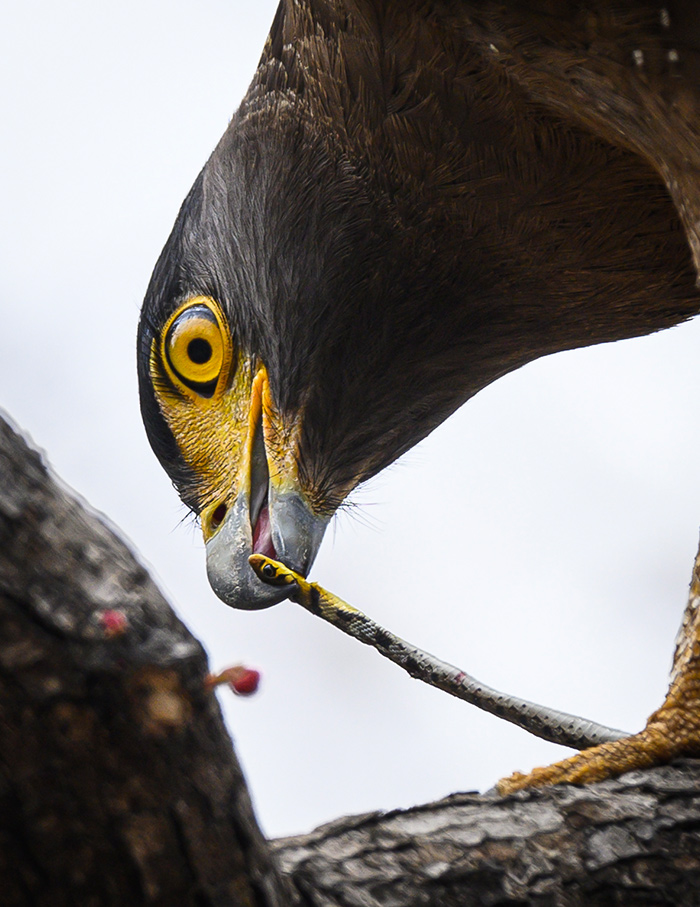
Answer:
(249, 411, 277, 559)
(203, 376, 329, 609)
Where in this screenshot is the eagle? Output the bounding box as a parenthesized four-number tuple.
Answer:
(137, 1, 700, 788)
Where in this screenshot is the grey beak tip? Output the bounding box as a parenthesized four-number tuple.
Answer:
(205, 490, 329, 610)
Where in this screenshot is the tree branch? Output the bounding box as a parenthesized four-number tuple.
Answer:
(274, 761, 700, 905)
(0, 414, 290, 906)
(2, 410, 699, 906)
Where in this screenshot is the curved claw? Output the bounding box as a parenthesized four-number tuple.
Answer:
(498, 681, 700, 794)
(499, 542, 700, 793)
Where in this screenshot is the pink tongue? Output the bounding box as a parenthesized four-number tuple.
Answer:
(252, 504, 277, 558)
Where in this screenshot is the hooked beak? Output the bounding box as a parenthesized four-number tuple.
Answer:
(202, 367, 329, 609)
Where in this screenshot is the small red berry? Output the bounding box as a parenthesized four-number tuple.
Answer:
(231, 668, 260, 696)
(204, 664, 261, 696)
(100, 609, 128, 637)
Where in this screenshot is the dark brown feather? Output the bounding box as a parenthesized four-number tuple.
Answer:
(139, 0, 700, 514)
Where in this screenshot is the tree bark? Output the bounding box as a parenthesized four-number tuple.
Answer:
(2, 410, 700, 906)
(274, 761, 700, 906)
(0, 414, 290, 906)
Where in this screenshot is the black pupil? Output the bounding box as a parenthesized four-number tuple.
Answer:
(188, 338, 212, 364)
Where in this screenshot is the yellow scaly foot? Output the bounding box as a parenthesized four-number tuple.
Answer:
(499, 544, 700, 794)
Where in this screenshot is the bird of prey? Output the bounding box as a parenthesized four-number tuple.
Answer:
(137, 1, 700, 789)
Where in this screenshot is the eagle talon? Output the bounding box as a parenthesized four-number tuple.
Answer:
(497, 545, 700, 795)
(496, 723, 676, 795)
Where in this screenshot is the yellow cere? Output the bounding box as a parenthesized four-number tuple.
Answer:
(150, 295, 324, 533)
(261, 374, 302, 495)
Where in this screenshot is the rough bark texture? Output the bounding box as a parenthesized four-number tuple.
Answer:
(0, 414, 290, 906)
(2, 410, 700, 906)
(274, 762, 700, 906)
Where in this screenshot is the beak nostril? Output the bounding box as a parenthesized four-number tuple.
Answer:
(210, 503, 227, 532)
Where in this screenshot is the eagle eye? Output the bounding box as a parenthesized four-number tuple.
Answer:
(161, 298, 231, 398)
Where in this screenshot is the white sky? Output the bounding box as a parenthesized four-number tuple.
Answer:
(2, 0, 700, 839)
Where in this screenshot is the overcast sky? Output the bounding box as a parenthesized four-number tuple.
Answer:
(3, 0, 700, 839)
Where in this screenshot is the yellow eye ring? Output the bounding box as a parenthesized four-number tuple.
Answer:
(160, 297, 233, 398)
